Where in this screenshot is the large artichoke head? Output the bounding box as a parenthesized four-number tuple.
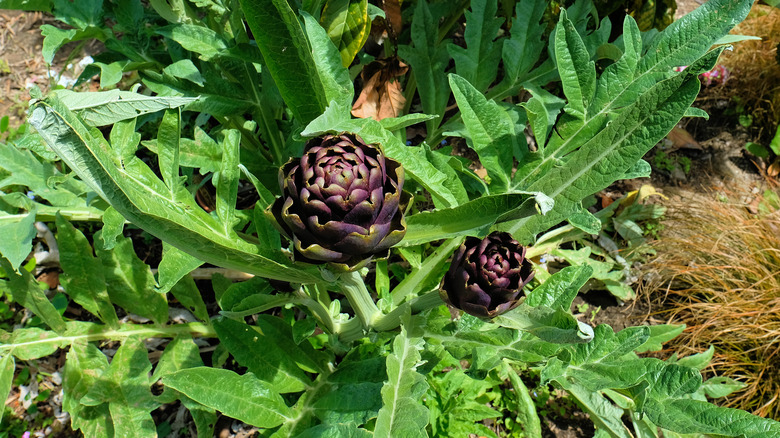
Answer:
(440, 232, 535, 318)
(270, 133, 406, 270)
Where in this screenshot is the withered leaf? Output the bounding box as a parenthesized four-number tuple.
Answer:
(351, 57, 408, 121)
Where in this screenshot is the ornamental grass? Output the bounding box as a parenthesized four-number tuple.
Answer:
(643, 190, 780, 419)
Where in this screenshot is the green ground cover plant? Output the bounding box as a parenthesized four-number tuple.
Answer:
(1, 0, 779, 436)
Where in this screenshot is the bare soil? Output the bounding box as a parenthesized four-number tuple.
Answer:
(0, 10, 47, 126)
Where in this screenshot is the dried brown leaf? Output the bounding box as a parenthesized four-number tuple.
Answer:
(351, 57, 408, 121)
(665, 126, 701, 152)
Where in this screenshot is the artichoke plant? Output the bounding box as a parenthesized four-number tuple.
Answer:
(440, 232, 535, 318)
(269, 133, 406, 270)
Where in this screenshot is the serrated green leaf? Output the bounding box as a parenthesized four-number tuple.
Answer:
(63, 342, 113, 437)
(152, 336, 204, 383)
(0, 257, 67, 333)
(645, 398, 780, 437)
(52, 0, 103, 30)
(1, 327, 61, 360)
(509, 0, 750, 238)
(155, 242, 203, 295)
(397, 0, 449, 136)
(570, 325, 650, 366)
(555, 10, 596, 119)
(29, 94, 320, 283)
(0, 209, 37, 272)
(637, 0, 752, 80)
(0, 142, 93, 212)
(375, 326, 429, 438)
(163, 367, 291, 428)
(501, 361, 541, 437)
(145, 126, 222, 173)
(312, 381, 383, 425)
(674, 346, 714, 371)
(321, 0, 371, 68)
(684, 107, 709, 119)
(213, 316, 314, 393)
(400, 192, 551, 247)
(447, 0, 503, 93)
(424, 310, 561, 363)
(52, 89, 198, 127)
(168, 275, 209, 322)
(635, 324, 685, 353)
(40, 24, 77, 64)
(95, 231, 169, 325)
(495, 303, 594, 344)
(56, 213, 119, 328)
(448, 74, 517, 191)
(0, 354, 14, 425)
(216, 130, 240, 234)
(0, 0, 51, 11)
(302, 11, 354, 114)
(426, 367, 500, 437)
(157, 24, 228, 60)
(101, 338, 158, 438)
(152, 336, 206, 404)
(100, 206, 125, 251)
(240, 0, 327, 125)
(568, 209, 601, 234)
(156, 109, 182, 193)
(379, 114, 438, 133)
(522, 87, 565, 150)
(503, 59, 708, 243)
(525, 264, 593, 311)
(496, 0, 546, 95)
(93, 61, 125, 89)
(64, 343, 111, 390)
(420, 145, 469, 206)
(699, 376, 745, 399)
(163, 59, 205, 86)
(295, 424, 374, 438)
(564, 383, 633, 438)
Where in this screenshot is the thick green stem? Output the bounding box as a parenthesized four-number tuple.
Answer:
(296, 284, 337, 334)
(334, 317, 365, 344)
(338, 271, 381, 329)
(0, 322, 216, 355)
(502, 360, 542, 437)
(392, 237, 464, 305)
(373, 290, 444, 332)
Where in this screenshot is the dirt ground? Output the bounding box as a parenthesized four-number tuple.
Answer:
(0, 11, 47, 127)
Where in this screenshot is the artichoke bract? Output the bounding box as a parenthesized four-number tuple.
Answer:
(270, 133, 406, 270)
(440, 232, 534, 318)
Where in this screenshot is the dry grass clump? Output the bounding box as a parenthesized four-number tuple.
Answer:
(643, 192, 780, 419)
(716, 4, 780, 141)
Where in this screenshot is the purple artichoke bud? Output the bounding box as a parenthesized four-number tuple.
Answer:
(270, 133, 406, 270)
(440, 232, 535, 318)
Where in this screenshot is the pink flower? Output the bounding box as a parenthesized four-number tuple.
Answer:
(673, 65, 730, 86)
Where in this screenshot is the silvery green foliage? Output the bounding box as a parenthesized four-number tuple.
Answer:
(1, 0, 778, 437)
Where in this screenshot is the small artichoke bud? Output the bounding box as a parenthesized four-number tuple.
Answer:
(269, 133, 406, 271)
(440, 232, 535, 318)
